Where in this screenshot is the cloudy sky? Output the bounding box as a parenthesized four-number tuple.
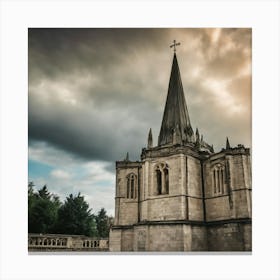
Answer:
(28, 28, 251, 216)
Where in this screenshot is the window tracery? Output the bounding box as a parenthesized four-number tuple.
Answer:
(212, 164, 225, 195)
(126, 173, 137, 199)
(155, 163, 169, 195)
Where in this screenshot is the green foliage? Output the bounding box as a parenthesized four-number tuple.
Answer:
(28, 183, 61, 234)
(54, 193, 97, 237)
(28, 182, 112, 238)
(95, 208, 111, 238)
(38, 185, 51, 199)
(28, 182, 36, 214)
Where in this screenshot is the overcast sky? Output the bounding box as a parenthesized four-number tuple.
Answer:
(28, 28, 251, 215)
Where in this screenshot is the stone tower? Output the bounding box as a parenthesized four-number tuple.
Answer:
(109, 52, 251, 252)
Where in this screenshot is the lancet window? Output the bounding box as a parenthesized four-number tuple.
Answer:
(126, 173, 137, 199)
(155, 163, 169, 195)
(212, 164, 225, 195)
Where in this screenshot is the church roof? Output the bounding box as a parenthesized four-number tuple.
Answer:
(158, 53, 194, 146)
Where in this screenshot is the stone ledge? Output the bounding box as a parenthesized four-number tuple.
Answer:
(112, 218, 251, 228)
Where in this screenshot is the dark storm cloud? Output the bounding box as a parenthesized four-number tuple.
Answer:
(28, 91, 160, 161)
(29, 28, 166, 83)
(28, 28, 251, 161)
(29, 28, 170, 161)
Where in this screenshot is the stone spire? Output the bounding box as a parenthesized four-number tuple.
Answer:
(147, 128, 153, 148)
(195, 128, 200, 148)
(158, 53, 194, 146)
(226, 137, 231, 149)
(125, 152, 129, 161)
(195, 128, 200, 143)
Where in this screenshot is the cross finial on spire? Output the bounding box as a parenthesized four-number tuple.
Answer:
(170, 40, 181, 53)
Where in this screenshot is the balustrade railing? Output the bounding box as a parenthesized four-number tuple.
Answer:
(28, 234, 109, 251)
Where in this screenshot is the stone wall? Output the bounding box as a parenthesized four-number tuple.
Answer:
(190, 225, 208, 251)
(204, 150, 251, 222)
(243, 223, 252, 251)
(207, 222, 251, 251)
(147, 196, 185, 221)
(140, 153, 204, 222)
(115, 224, 187, 252)
(109, 229, 122, 252)
(141, 154, 188, 221)
(115, 162, 141, 225)
(188, 197, 204, 220)
(110, 146, 252, 252)
(118, 200, 138, 225)
(186, 156, 204, 221)
(187, 156, 202, 197)
(121, 228, 134, 251)
(147, 225, 184, 251)
(133, 225, 147, 251)
(110, 223, 210, 251)
(205, 196, 231, 221)
(144, 154, 186, 197)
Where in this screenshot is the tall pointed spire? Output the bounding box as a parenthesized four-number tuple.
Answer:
(158, 53, 194, 146)
(147, 128, 153, 148)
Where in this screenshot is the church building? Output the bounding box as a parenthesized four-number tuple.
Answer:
(109, 46, 252, 251)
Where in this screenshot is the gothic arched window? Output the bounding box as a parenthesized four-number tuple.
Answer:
(155, 163, 169, 195)
(164, 168, 169, 194)
(126, 173, 137, 199)
(156, 169, 162, 194)
(212, 164, 225, 195)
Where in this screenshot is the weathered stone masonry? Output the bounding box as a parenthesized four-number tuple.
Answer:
(109, 52, 251, 252)
(28, 233, 109, 251)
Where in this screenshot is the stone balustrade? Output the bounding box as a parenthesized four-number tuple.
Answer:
(28, 233, 109, 251)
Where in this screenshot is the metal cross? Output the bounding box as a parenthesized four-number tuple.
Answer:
(170, 40, 181, 53)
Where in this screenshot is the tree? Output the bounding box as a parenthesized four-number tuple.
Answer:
(38, 185, 51, 199)
(95, 208, 110, 238)
(28, 182, 36, 214)
(28, 183, 61, 234)
(54, 193, 97, 237)
(28, 182, 112, 238)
